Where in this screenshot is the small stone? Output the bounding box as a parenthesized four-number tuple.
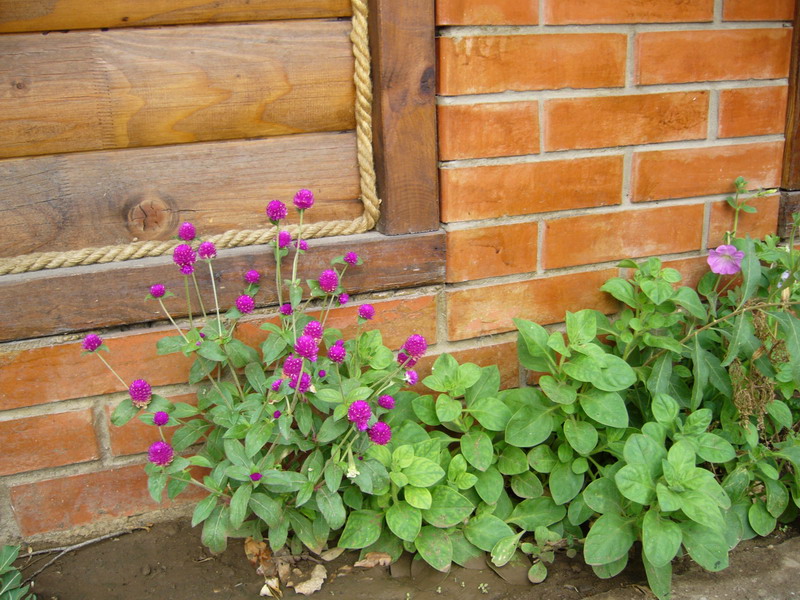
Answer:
(140, 566, 152, 576)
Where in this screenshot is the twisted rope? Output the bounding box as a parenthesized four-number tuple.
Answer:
(0, 0, 379, 276)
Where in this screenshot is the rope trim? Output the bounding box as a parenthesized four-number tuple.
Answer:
(0, 0, 379, 276)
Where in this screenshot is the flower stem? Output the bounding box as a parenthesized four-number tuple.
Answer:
(95, 353, 128, 388)
(183, 276, 194, 329)
(207, 261, 221, 324)
(191, 272, 207, 319)
(157, 299, 190, 343)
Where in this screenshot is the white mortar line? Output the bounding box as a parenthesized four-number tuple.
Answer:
(92, 399, 115, 465)
(709, 89, 721, 140)
(714, 0, 724, 24)
(537, 98, 546, 154)
(702, 199, 712, 249)
(626, 31, 636, 88)
(621, 149, 634, 205)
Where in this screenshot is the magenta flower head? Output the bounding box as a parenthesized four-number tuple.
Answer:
(278, 231, 291, 249)
(129, 379, 152, 408)
(198, 241, 217, 260)
(149, 284, 166, 298)
(369, 422, 392, 445)
(348, 400, 372, 429)
(404, 370, 419, 386)
(378, 395, 395, 410)
(266, 200, 288, 223)
(153, 411, 169, 426)
(82, 334, 103, 353)
(295, 240, 308, 251)
(244, 270, 260, 284)
(318, 269, 339, 293)
(303, 320, 323, 340)
(358, 304, 375, 321)
(328, 343, 347, 364)
(180, 264, 195, 276)
(344, 252, 359, 266)
(338, 293, 350, 305)
(293, 189, 315, 211)
(397, 352, 418, 368)
(294, 335, 318, 361)
(403, 334, 428, 358)
(148, 441, 174, 467)
(271, 379, 283, 392)
(250, 472, 263, 482)
(318, 369, 326, 378)
(279, 303, 293, 316)
(236, 295, 255, 314)
(273, 410, 282, 419)
(289, 372, 311, 393)
(708, 244, 745, 275)
(177, 222, 196, 241)
(283, 355, 303, 377)
(173, 244, 196, 267)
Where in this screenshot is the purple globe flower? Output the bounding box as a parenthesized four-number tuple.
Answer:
(348, 400, 372, 430)
(293, 189, 315, 210)
(338, 293, 350, 305)
(294, 335, 318, 361)
(278, 231, 291, 249)
(250, 472, 263, 482)
(344, 252, 359, 266)
(180, 264, 195, 275)
(303, 321, 323, 340)
(148, 441, 174, 466)
(328, 343, 347, 364)
(271, 379, 283, 392)
(177, 222, 196, 241)
(244, 270, 260, 284)
(404, 370, 419, 386)
(318, 269, 339, 293)
(403, 334, 428, 358)
(708, 244, 745, 275)
(82, 334, 103, 352)
(368, 422, 392, 445)
(318, 370, 326, 378)
(282, 355, 303, 377)
(358, 304, 375, 320)
(378, 395, 395, 410)
(295, 239, 308, 251)
(236, 295, 255, 314)
(173, 243, 196, 267)
(266, 200, 288, 222)
(289, 372, 312, 393)
(198, 241, 217, 260)
(273, 410, 282, 419)
(153, 411, 169, 426)
(279, 303, 293, 316)
(129, 379, 152, 408)
(150, 284, 166, 298)
(397, 352, 418, 368)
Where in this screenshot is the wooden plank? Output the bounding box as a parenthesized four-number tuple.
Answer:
(0, 230, 446, 342)
(0, 21, 355, 159)
(779, 190, 800, 237)
(0, 0, 351, 33)
(782, 0, 800, 189)
(368, 0, 439, 234)
(0, 131, 361, 258)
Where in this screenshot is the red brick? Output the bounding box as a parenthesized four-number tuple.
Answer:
(440, 155, 623, 222)
(437, 0, 538, 24)
(438, 102, 539, 160)
(709, 194, 781, 245)
(544, 204, 705, 270)
(662, 255, 713, 289)
(544, 91, 708, 151)
(107, 392, 198, 457)
(0, 326, 193, 411)
(718, 86, 788, 138)
(636, 29, 792, 85)
(545, 0, 713, 24)
(438, 34, 626, 95)
(723, 0, 794, 21)
(408, 341, 520, 393)
(446, 223, 538, 283)
(11, 464, 204, 536)
(0, 409, 99, 476)
(447, 270, 618, 340)
(632, 142, 784, 202)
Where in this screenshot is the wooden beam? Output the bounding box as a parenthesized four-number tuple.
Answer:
(0, 21, 355, 159)
(0, 0, 351, 33)
(0, 132, 361, 258)
(782, 0, 800, 190)
(368, 0, 440, 235)
(0, 231, 445, 342)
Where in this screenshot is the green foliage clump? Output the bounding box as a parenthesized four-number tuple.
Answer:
(0, 546, 34, 600)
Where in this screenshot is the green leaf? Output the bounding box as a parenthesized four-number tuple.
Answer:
(386, 501, 422, 542)
(249, 493, 281, 527)
(583, 513, 636, 565)
(475, 466, 504, 504)
(766, 400, 793, 430)
(191, 496, 217, 527)
(412, 395, 441, 426)
(244, 422, 274, 458)
(316, 417, 349, 444)
(643, 333, 684, 355)
(465, 365, 501, 407)
(510, 471, 543, 499)
(261, 470, 306, 493)
(579, 389, 628, 428)
(539, 376, 577, 405)
(316, 488, 346, 530)
(148, 472, 167, 503)
(615, 463, 656, 505)
(436, 394, 462, 423)
(491, 532, 524, 567)
(225, 338, 259, 368)
(0, 546, 19, 573)
(528, 445, 558, 473)
(422, 354, 460, 392)
(563, 419, 598, 455)
(468, 396, 513, 431)
(464, 514, 514, 552)
(451, 531, 484, 567)
(338, 510, 383, 549)
(460, 431, 494, 472)
(770, 312, 800, 385)
(403, 457, 445, 488)
(592, 555, 628, 579)
(423, 485, 474, 528)
(415, 526, 453, 572)
(721, 313, 756, 367)
(748, 500, 777, 536)
(680, 521, 729, 572)
(505, 404, 554, 448)
(189, 355, 217, 384)
(623, 434, 666, 478)
(224, 439, 250, 468)
(197, 340, 227, 362)
(696, 433, 736, 463)
(498, 446, 528, 475)
(229, 484, 252, 529)
(549, 461, 583, 505)
(515, 318, 556, 372)
(566, 309, 598, 345)
(202, 506, 229, 553)
(111, 399, 140, 426)
(156, 335, 185, 355)
(642, 509, 682, 568)
(405, 486, 433, 510)
(601, 277, 637, 306)
(736, 236, 760, 306)
(673, 286, 707, 320)
(582, 477, 624, 515)
(642, 554, 673, 600)
(508, 497, 566, 531)
(641, 279, 675, 306)
(647, 354, 673, 397)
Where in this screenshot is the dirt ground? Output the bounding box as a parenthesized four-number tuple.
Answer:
(19, 519, 800, 600)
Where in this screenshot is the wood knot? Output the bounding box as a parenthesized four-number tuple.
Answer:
(125, 192, 176, 241)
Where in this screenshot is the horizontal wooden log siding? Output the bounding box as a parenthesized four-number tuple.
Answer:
(0, 20, 355, 159)
(0, 132, 361, 258)
(0, 231, 445, 342)
(0, 0, 351, 33)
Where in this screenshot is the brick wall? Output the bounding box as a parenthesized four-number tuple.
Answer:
(0, 0, 794, 543)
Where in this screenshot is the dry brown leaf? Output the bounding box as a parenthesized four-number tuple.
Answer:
(319, 547, 346, 562)
(277, 561, 292, 584)
(245, 537, 277, 577)
(259, 576, 282, 598)
(354, 552, 392, 568)
(292, 564, 328, 596)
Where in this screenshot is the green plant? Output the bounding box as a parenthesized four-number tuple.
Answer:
(0, 546, 34, 600)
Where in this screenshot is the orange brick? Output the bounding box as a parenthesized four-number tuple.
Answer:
(11, 464, 204, 537)
(440, 155, 623, 222)
(662, 255, 713, 289)
(723, 0, 794, 21)
(0, 327, 193, 411)
(545, 0, 713, 24)
(448, 342, 520, 389)
(544, 205, 705, 270)
(636, 29, 792, 85)
(447, 270, 618, 340)
(0, 410, 99, 476)
(446, 223, 538, 283)
(544, 92, 708, 151)
(438, 102, 539, 160)
(719, 86, 788, 138)
(632, 142, 784, 202)
(437, 0, 538, 24)
(438, 34, 626, 95)
(709, 194, 781, 245)
(107, 392, 198, 457)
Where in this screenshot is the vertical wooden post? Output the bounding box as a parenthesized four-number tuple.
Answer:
(779, 0, 800, 236)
